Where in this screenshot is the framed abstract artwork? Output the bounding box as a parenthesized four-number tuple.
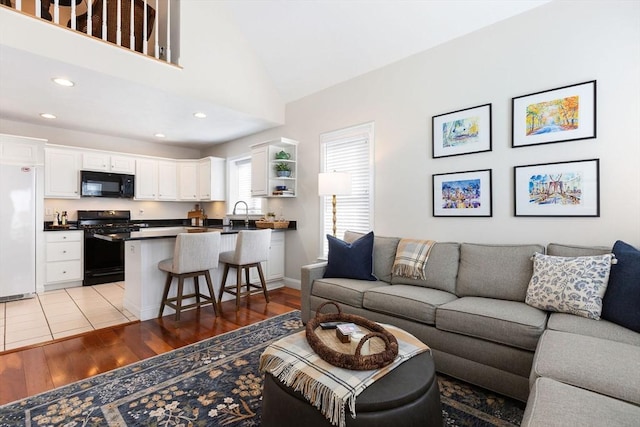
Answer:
(514, 159, 600, 217)
(432, 104, 492, 158)
(512, 80, 596, 147)
(433, 169, 492, 217)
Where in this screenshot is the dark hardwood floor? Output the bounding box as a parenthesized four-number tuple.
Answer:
(0, 287, 301, 406)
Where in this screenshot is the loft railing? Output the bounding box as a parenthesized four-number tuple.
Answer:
(3, 0, 176, 64)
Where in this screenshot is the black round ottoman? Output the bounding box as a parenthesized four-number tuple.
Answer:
(261, 351, 442, 427)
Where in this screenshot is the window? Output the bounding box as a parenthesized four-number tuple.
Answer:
(227, 156, 263, 214)
(320, 122, 374, 256)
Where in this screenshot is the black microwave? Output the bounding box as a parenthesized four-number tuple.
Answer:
(80, 171, 135, 198)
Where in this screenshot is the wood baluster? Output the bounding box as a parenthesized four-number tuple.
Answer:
(143, 0, 148, 54)
(129, 0, 134, 50)
(101, 0, 107, 42)
(165, 0, 170, 62)
(154, 0, 159, 59)
(87, 0, 91, 36)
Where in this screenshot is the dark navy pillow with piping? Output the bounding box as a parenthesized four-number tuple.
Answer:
(323, 231, 376, 281)
(601, 240, 640, 333)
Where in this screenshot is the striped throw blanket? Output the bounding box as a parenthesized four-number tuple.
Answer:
(259, 325, 429, 427)
(392, 238, 436, 280)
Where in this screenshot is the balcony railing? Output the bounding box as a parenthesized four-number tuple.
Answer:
(3, 0, 176, 64)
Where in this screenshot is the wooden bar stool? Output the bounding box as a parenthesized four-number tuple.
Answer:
(218, 229, 272, 311)
(158, 231, 221, 320)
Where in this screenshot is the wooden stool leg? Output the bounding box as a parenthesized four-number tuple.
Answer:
(245, 266, 251, 295)
(175, 277, 184, 321)
(204, 270, 217, 316)
(194, 275, 201, 306)
(236, 265, 243, 311)
(256, 262, 269, 303)
(218, 264, 230, 311)
(159, 272, 173, 318)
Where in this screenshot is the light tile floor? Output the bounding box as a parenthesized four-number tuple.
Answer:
(0, 282, 138, 352)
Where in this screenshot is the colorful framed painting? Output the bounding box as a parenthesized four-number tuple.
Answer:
(512, 80, 596, 147)
(514, 159, 600, 217)
(432, 104, 492, 158)
(433, 169, 492, 217)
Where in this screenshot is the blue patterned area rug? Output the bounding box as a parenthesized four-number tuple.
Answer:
(0, 311, 524, 426)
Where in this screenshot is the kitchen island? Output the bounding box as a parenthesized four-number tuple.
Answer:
(94, 226, 288, 320)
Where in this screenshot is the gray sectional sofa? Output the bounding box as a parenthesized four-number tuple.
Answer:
(301, 231, 640, 426)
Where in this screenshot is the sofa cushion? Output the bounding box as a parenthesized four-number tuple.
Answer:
(456, 243, 543, 301)
(363, 285, 458, 325)
(311, 277, 388, 308)
(547, 313, 640, 346)
(436, 297, 547, 351)
(525, 252, 614, 320)
(522, 377, 640, 427)
(344, 231, 400, 283)
(546, 242, 611, 257)
(601, 240, 640, 333)
(324, 232, 376, 281)
(531, 330, 640, 405)
(391, 242, 460, 294)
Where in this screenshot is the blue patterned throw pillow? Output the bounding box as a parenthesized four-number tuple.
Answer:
(601, 241, 640, 332)
(525, 252, 614, 320)
(323, 231, 377, 281)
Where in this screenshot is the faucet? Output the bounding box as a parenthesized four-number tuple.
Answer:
(232, 200, 250, 227)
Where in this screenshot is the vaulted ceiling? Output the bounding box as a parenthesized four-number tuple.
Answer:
(0, 0, 550, 147)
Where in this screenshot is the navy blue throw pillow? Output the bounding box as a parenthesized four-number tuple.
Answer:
(323, 231, 377, 281)
(601, 240, 640, 333)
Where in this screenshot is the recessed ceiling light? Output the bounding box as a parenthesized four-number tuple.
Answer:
(40, 113, 56, 119)
(193, 112, 207, 119)
(154, 133, 166, 138)
(52, 77, 75, 87)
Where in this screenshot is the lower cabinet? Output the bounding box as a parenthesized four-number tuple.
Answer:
(45, 231, 83, 287)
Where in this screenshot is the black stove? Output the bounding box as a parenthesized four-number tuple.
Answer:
(78, 210, 140, 286)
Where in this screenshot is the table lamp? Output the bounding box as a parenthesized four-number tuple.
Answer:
(318, 172, 352, 237)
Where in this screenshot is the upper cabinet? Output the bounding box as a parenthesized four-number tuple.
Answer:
(199, 157, 226, 201)
(81, 152, 135, 174)
(250, 138, 298, 198)
(45, 148, 81, 198)
(0, 133, 45, 165)
(178, 161, 199, 201)
(135, 159, 178, 201)
(179, 158, 226, 201)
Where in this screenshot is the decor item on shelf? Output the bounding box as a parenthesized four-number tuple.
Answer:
(275, 150, 291, 160)
(275, 162, 291, 177)
(318, 171, 352, 237)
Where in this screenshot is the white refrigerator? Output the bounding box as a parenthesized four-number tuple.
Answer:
(0, 163, 37, 300)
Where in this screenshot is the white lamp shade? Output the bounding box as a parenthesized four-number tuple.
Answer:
(318, 172, 352, 196)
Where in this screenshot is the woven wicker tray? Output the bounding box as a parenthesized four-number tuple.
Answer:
(255, 220, 290, 229)
(305, 301, 399, 370)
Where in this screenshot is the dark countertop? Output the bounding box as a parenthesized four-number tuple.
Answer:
(93, 225, 293, 242)
(44, 219, 296, 232)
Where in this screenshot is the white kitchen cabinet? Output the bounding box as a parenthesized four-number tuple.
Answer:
(82, 152, 135, 174)
(198, 156, 225, 201)
(250, 138, 298, 198)
(178, 161, 198, 201)
(135, 158, 159, 200)
(266, 231, 285, 281)
(44, 148, 80, 198)
(158, 160, 178, 200)
(0, 133, 45, 164)
(44, 231, 83, 286)
(250, 144, 269, 197)
(135, 159, 177, 201)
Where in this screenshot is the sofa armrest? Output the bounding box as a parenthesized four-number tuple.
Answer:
(301, 261, 327, 324)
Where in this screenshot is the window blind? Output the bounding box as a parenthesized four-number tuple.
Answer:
(320, 123, 374, 256)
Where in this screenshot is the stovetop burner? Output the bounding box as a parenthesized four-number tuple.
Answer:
(77, 210, 140, 234)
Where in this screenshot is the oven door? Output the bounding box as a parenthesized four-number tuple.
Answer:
(83, 234, 125, 285)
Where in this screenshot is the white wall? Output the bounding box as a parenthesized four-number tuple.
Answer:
(207, 1, 640, 281)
